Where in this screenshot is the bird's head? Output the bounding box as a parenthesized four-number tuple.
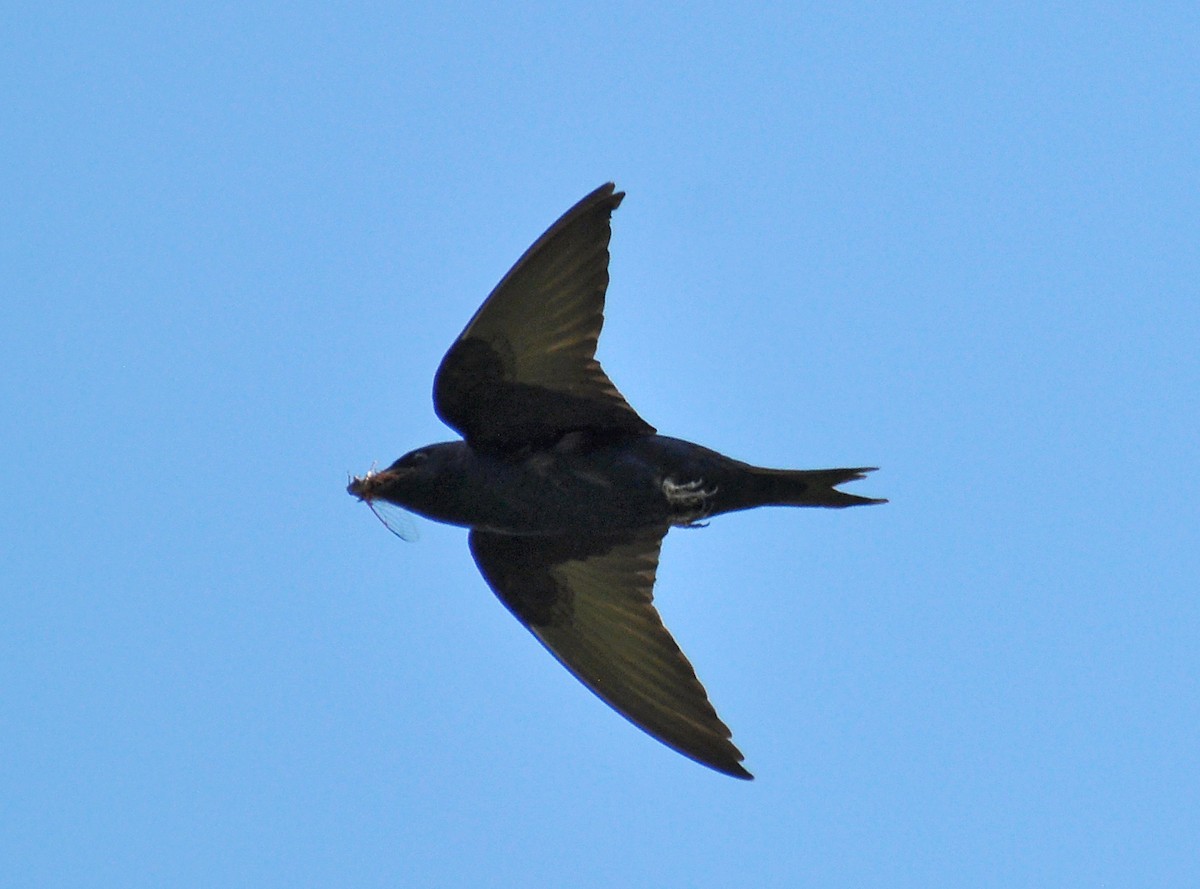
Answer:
(347, 441, 466, 514)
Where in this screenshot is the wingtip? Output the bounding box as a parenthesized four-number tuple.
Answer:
(676, 750, 753, 780)
(728, 763, 755, 781)
(592, 180, 624, 208)
(687, 746, 754, 780)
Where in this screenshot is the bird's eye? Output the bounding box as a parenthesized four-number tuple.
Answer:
(407, 451, 429, 465)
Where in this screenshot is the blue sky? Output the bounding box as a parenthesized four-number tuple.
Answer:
(4, 3, 1198, 887)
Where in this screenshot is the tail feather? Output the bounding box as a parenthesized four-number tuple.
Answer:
(750, 466, 886, 509)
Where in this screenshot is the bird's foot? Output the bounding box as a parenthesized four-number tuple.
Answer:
(662, 477, 717, 528)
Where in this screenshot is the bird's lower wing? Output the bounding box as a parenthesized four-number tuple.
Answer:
(469, 528, 750, 779)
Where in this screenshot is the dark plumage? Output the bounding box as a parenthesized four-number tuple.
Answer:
(349, 183, 884, 778)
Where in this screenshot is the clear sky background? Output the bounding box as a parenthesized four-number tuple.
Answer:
(4, 4, 1198, 887)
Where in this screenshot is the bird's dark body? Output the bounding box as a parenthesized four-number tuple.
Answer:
(348, 183, 883, 779)
(362, 435, 870, 536)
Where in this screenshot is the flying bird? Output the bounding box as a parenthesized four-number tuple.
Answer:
(348, 183, 884, 779)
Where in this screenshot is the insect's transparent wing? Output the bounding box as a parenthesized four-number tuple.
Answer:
(366, 498, 420, 542)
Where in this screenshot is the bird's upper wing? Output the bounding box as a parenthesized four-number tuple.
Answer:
(434, 183, 655, 453)
(469, 528, 750, 779)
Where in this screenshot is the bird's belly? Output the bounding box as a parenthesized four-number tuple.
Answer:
(475, 463, 668, 534)
(466, 437, 730, 535)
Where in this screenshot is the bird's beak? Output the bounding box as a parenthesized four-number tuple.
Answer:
(347, 466, 403, 500)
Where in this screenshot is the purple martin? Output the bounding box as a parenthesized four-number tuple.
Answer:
(348, 183, 884, 779)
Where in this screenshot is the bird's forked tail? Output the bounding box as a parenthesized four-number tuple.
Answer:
(748, 466, 886, 509)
